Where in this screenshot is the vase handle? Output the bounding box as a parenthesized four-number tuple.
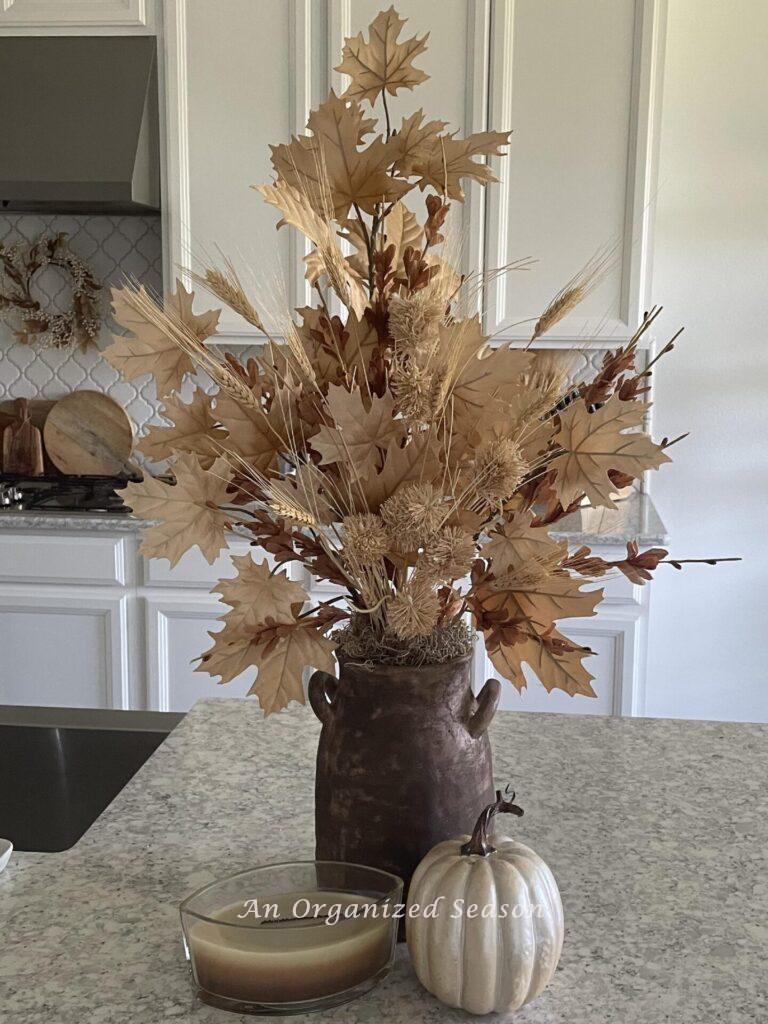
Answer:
(308, 670, 338, 724)
(467, 678, 501, 738)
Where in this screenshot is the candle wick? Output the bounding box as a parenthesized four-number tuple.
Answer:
(259, 913, 332, 926)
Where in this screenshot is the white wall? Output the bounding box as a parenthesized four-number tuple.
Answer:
(646, 0, 768, 722)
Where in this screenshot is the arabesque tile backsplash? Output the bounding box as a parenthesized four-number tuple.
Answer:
(1, 213, 616, 470)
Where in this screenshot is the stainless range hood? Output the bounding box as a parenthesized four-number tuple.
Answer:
(0, 36, 160, 214)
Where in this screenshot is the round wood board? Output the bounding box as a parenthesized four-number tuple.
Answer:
(43, 391, 134, 477)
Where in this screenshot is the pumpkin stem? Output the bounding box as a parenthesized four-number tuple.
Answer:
(460, 785, 524, 857)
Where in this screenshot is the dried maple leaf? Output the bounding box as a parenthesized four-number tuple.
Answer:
(249, 626, 336, 714)
(200, 623, 335, 714)
(213, 555, 309, 635)
(215, 388, 293, 475)
(361, 433, 439, 510)
(412, 130, 512, 201)
(482, 513, 568, 576)
(441, 319, 532, 430)
(553, 396, 671, 510)
(336, 7, 429, 106)
(107, 281, 219, 398)
(487, 630, 597, 698)
(138, 391, 225, 469)
(270, 92, 410, 219)
(385, 110, 447, 175)
(311, 386, 402, 478)
(121, 453, 233, 567)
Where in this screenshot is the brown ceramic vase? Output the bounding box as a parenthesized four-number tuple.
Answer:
(308, 653, 501, 896)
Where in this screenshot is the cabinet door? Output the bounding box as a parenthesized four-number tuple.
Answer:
(0, 591, 129, 708)
(144, 598, 254, 713)
(482, 611, 643, 716)
(177, 0, 293, 335)
(329, 0, 489, 283)
(0, 0, 155, 33)
(484, 0, 665, 343)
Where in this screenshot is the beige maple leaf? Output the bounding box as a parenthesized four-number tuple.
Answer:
(311, 386, 402, 473)
(198, 624, 336, 714)
(440, 319, 532, 424)
(361, 433, 440, 511)
(413, 130, 512, 201)
(336, 6, 429, 106)
(107, 281, 220, 398)
(138, 391, 225, 469)
(271, 92, 410, 219)
(488, 631, 597, 698)
(213, 555, 308, 634)
(121, 453, 233, 567)
(250, 627, 336, 714)
(482, 513, 568, 576)
(553, 396, 671, 510)
(215, 391, 286, 474)
(384, 110, 448, 175)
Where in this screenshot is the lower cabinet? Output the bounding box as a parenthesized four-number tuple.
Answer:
(0, 529, 651, 716)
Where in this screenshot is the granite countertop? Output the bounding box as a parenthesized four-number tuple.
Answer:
(0, 509, 145, 532)
(2, 700, 765, 1023)
(0, 491, 666, 545)
(551, 490, 667, 546)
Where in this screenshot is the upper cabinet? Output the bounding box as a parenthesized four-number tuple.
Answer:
(484, 0, 666, 345)
(0, 0, 156, 34)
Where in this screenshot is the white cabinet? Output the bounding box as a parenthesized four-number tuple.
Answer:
(484, 0, 665, 344)
(0, 525, 652, 715)
(161, 0, 665, 344)
(0, 589, 130, 708)
(0, 0, 155, 33)
(144, 596, 253, 712)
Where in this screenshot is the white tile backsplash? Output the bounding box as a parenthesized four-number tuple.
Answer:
(1, 213, 619, 471)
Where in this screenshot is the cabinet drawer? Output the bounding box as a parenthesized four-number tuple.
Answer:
(0, 533, 126, 586)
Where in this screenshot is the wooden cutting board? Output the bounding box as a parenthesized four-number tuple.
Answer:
(2, 398, 44, 476)
(43, 390, 135, 477)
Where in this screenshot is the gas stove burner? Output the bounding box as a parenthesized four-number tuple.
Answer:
(0, 473, 135, 514)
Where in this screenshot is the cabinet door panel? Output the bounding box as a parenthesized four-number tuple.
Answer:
(486, 614, 641, 715)
(0, 593, 128, 708)
(183, 0, 292, 336)
(145, 599, 253, 712)
(485, 0, 663, 343)
(0, 0, 154, 32)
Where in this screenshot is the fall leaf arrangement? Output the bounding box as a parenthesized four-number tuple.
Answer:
(107, 8, 730, 714)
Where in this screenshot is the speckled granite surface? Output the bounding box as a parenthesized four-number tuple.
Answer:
(2, 699, 765, 1022)
(0, 510, 143, 532)
(551, 490, 667, 546)
(0, 492, 665, 545)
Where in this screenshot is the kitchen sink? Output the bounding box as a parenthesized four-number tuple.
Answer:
(0, 705, 183, 852)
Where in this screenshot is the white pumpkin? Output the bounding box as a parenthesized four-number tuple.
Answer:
(406, 789, 564, 1016)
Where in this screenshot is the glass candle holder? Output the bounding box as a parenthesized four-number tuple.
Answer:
(180, 861, 403, 1016)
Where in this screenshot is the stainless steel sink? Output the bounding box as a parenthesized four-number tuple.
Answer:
(0, 705, 183, 852)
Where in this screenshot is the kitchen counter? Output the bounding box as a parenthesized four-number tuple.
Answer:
(2, 699, 765, 1022)
(0, 490, 666, 545)
(551, 490, 667, 546)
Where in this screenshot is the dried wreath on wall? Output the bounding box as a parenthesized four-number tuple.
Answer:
(0, 232, 102, 349)
(106, 7, 734, 714)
